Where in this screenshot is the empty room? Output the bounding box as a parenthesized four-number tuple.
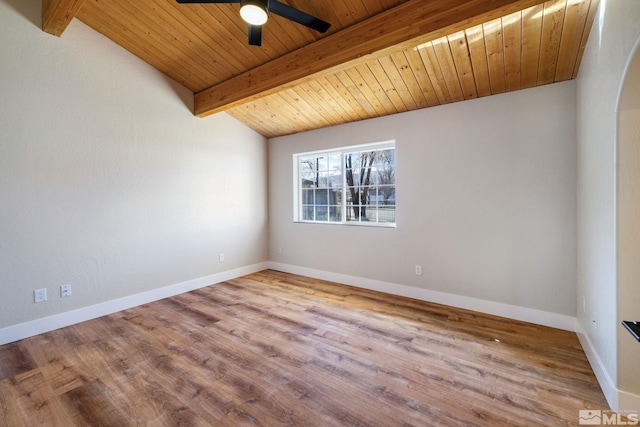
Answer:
(1, 0, 639, 425)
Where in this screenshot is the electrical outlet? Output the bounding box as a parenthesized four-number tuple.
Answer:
(34, 288, 47, 303)
(61, 284, 72, 298)
(219, 253, 225, 263)
(415, 265, 422, 276)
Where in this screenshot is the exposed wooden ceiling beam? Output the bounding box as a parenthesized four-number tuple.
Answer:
(42, 0, 87, 37)
(194, 0, 547, 117)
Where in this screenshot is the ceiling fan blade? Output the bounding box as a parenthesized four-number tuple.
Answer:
(176, 0, 239, 3)
(268, 1, 330, 33)
(248, 24, 262, 46)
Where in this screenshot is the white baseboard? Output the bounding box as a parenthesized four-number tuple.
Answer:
(268, 263, 640, 413)
(576, 321, 618, 409)
(267, 262, 578, 332)
(576, 321, 640, 413)
(5, 261, 638, 415)
(0, 262, 575, 345)
(0, 262, 269, 346)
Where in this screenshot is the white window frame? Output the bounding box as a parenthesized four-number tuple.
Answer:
(293, 140, 396, 227)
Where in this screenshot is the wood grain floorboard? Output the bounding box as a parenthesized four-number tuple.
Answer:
(0, 270, 608, 426)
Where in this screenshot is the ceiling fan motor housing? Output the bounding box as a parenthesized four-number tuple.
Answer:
(240, 0, 269, 25)
(176, 0, 330, 46)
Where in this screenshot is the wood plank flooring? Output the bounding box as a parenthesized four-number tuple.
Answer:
(0, 270, 608, 426)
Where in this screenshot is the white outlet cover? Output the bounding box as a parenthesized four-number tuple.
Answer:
(34, 288, 47, 303)
(61, 284, 72, 298)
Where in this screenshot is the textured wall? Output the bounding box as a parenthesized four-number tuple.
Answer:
(0, 0, 268, 328)
(269, 81, 577, 316)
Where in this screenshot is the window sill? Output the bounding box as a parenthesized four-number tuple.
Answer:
(293, 220, 396, 228)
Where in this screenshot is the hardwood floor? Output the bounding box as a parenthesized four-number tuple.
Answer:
(1, 270, 608, 426)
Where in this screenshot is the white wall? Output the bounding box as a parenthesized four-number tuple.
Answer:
(269, 81, 577, 319)
(576, 0, 640, 411)
(0, 0, 268, 333)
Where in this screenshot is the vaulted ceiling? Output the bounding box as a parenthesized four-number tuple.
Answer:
(43, 0, 599, 138)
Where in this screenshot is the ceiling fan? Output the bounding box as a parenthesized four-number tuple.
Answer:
(175, 0, 331, 46)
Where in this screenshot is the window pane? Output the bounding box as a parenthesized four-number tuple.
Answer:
(346, 187, 360, 205)
(345, 167, 360, 188)
(313, 173, 327, 188)
(302, 206, 314, 221)
(328, 173, 342, 189)
(315, 189, 329, 206)
(315, 206, 328, 221)
(316, 156, 328, 173)
(299, 155, 314, 169)
(379, 185, 396, 205)
(378, 206, 396, 223)
(329, 188, 342, 205)
(346, 203, 369, 222)
(302, 189, 314, 204)
(368, 187, 380, 206)
(368, 168, 380, 185)
(329, 206, 342, 222)
(328, 154, 342, 173)
(300, 159, 315, 187)
(375, 149, 394, 166)
(379, 172, 394, 187)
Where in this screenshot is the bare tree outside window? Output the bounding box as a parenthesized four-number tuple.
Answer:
(345, 151, 376, 221)
(345, 148, 395, 223)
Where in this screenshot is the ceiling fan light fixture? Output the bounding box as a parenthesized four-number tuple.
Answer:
(240, 1, 268, 26)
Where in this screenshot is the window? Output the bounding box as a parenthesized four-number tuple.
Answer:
(294, 141, 396, 226)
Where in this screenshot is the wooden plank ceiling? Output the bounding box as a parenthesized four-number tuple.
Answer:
(43, 0, 599, 138)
